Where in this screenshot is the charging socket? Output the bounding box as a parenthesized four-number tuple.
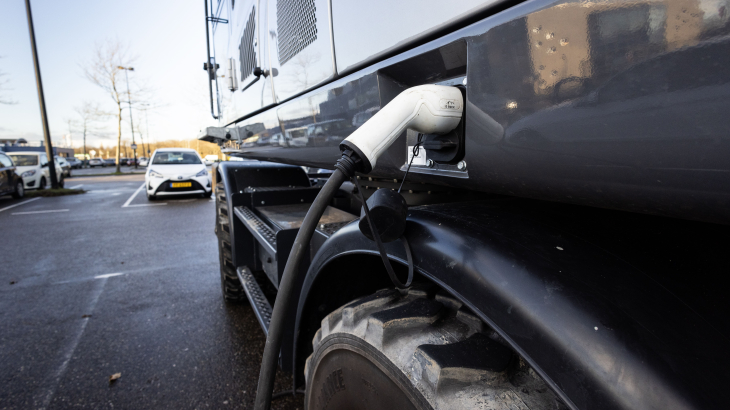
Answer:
(421, 85, 466, 164)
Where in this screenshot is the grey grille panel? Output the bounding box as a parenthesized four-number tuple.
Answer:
(277, 0, 317, 65)
(239, 6, 257, 82)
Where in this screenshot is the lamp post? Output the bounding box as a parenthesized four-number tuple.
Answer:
(118, 66, 137, 169)
(24, 0, 60, 188)
(139, 103, 151, 159)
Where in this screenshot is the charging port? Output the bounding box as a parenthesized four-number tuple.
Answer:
(421, 85, 466, 164)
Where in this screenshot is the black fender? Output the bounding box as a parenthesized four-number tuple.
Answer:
(294, 198, 730, 410)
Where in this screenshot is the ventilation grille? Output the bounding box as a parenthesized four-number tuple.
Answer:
(239, 7, 257, 83)
(277, 0, 317, 65)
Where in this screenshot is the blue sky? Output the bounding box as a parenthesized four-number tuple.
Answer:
(0, 0, 215, 148)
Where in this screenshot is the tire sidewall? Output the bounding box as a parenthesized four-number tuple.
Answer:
(306, 334, 431, 410)
(14, 181, 24, 198)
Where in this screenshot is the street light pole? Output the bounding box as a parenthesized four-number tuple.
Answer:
(140, 103, 153, 157)
(119, 66, 137, 169)
(24, 0, 60, 189)
(142, 107, 149, 157)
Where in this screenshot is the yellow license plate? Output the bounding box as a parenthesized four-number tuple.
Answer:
(171, 182, 192, 188)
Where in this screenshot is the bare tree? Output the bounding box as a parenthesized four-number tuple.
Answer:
(83, 40, 149, 172)
(71, 101, 110, 163)
(0, 57, 16, 105)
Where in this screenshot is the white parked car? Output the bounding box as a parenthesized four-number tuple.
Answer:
(145, 148, 212, 200)
(54, 156, 72, 177)
(8, 151, 64, 190)
(89, 158, 105, 167)
(138, 157, 149, 167)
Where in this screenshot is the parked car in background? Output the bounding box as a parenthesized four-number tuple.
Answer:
(306, 119, 354, 147)
(66, 157, 82, 169)
(127, 157, 146, 166)
(119, 157, 129, 166)
(145, 148, 211, 200)
(138, 157, 149, 167)
(89, 158, 105, 168)
(104, 158, 116, 167)
(54, 156, 71, 177)
(8, 151, 64, 190)
(0, 152, 25, 198)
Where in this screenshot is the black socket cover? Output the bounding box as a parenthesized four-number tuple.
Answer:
(359, 189, 408, 243)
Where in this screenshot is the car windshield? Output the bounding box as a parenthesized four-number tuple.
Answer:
(152, 151, 201, 165)
(9, 155, 38, 166)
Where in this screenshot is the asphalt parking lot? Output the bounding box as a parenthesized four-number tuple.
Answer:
(69, 165, 146, 177)
(0, 175, 302, 409)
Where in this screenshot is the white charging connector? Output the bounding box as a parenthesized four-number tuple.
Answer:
(341, 84, 464, 172)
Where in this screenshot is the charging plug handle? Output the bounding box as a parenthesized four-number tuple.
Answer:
(341, 84, 464, 172)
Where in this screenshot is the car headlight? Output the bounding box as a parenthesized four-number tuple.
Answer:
(195, 169, 208, 177)
(21, 170, 36, 178)
(148, 169, 164, 178)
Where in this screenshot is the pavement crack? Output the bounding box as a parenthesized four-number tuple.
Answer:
(33, 277, 108, 409)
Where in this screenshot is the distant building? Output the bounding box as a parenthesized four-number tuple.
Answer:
(0, 138, 74, 157)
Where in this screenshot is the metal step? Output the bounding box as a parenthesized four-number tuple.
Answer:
(316, 220, 354, 238)
(236, 266, 273, 334)
(243, 186, 310, 193)
(234, 206, 277, 254)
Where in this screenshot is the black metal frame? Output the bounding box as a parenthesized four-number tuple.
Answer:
(215, 160, 315, 369)
(204, 0, 227, 120)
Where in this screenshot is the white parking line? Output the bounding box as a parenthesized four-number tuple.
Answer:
(12, 209, 69, 215)
(68, 184, 83, 189)
(122, 182, 167, 207)
(0, 197, 41, 213)
(125, 203, 167, 207)
(94, 272, 125, 279)
(122, 183, 145, 207)
(34, 277, 107, 408)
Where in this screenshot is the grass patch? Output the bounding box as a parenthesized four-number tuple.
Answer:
(25, 188, 87, 198)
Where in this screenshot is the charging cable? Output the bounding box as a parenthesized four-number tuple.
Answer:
(254, 84, 464, 410)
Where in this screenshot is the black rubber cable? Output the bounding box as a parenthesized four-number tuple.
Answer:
(353, 176, 414, 289)
(254, 167, 349, 410)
